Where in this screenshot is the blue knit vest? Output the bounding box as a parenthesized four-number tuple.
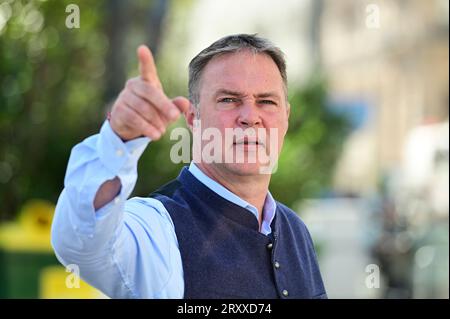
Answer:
(149, 167, 327, 299)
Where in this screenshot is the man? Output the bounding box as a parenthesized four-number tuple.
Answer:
(51, 34, 327, 299)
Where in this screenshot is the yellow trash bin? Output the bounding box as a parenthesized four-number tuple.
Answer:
(0, 199, 106, 298)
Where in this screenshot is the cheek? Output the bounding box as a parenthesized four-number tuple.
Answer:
(266, 115, 288, 132)
(212, 112, 237, 128)
(268, 118, 288, 150)
(280, 113, 289, 134)
(200, 113, 235, 139)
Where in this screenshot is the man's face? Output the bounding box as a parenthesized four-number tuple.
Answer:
(190, 50, 290, 176)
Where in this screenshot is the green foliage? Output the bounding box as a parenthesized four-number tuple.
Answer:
(0, 0, 108, 219)
(270, 77, 352, 209)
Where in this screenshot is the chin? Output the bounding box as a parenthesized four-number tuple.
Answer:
(222, 162, 266, 176)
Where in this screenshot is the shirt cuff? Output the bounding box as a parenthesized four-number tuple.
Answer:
(97, 120, 150, 175)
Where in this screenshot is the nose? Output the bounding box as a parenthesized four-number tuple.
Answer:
(238, 100, 261, 128)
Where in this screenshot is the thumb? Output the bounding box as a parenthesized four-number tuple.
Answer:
(172, 96, 191, 114)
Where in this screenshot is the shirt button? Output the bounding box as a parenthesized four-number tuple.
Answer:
(113, 197, 120, 205)
(282, 289, 289, 297)
(116, 149, 124, 157)
(274, 261, 280, 269)
(267, 243, 273, 250)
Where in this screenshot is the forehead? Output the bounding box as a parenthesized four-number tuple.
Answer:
(199, 50, 284, 95)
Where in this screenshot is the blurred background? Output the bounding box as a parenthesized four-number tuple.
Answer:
(0, 0, 448, 298)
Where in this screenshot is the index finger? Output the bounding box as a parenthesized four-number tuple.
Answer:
(137, 45, 160, 84)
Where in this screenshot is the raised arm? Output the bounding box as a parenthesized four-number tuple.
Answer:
(51, 45, 189, 298)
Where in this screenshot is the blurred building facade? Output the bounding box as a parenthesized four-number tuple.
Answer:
(318, 0, 449, 298)
(321, 0, 449, 194)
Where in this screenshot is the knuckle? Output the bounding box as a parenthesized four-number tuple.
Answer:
(136, 100, 148, 112)
(118, 90, 128, 102)
(110, 103, 122, 116)
(115, 102, 128, 114)
(142, 81, 154, 94)
(125, 78, 137, 88)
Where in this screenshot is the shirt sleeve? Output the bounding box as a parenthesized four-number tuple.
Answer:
(50, 121, 184, 298)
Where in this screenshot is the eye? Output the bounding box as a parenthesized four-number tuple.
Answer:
(218, 97, 238, 103)
(259, 100, 277, 105)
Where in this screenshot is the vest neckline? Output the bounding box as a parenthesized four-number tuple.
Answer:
(177, 166, 278, 237)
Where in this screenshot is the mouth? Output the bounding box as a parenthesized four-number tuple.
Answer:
(233, 138, 264, 147)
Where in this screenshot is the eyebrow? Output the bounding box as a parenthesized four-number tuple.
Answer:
(214, 89, 281, 100)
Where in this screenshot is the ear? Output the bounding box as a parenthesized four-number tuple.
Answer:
(185, 102, 197, 131)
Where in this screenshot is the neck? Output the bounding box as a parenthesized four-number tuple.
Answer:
(196, 162, 270, 226)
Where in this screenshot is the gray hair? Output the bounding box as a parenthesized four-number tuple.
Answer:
(188, 34, 288, 107)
